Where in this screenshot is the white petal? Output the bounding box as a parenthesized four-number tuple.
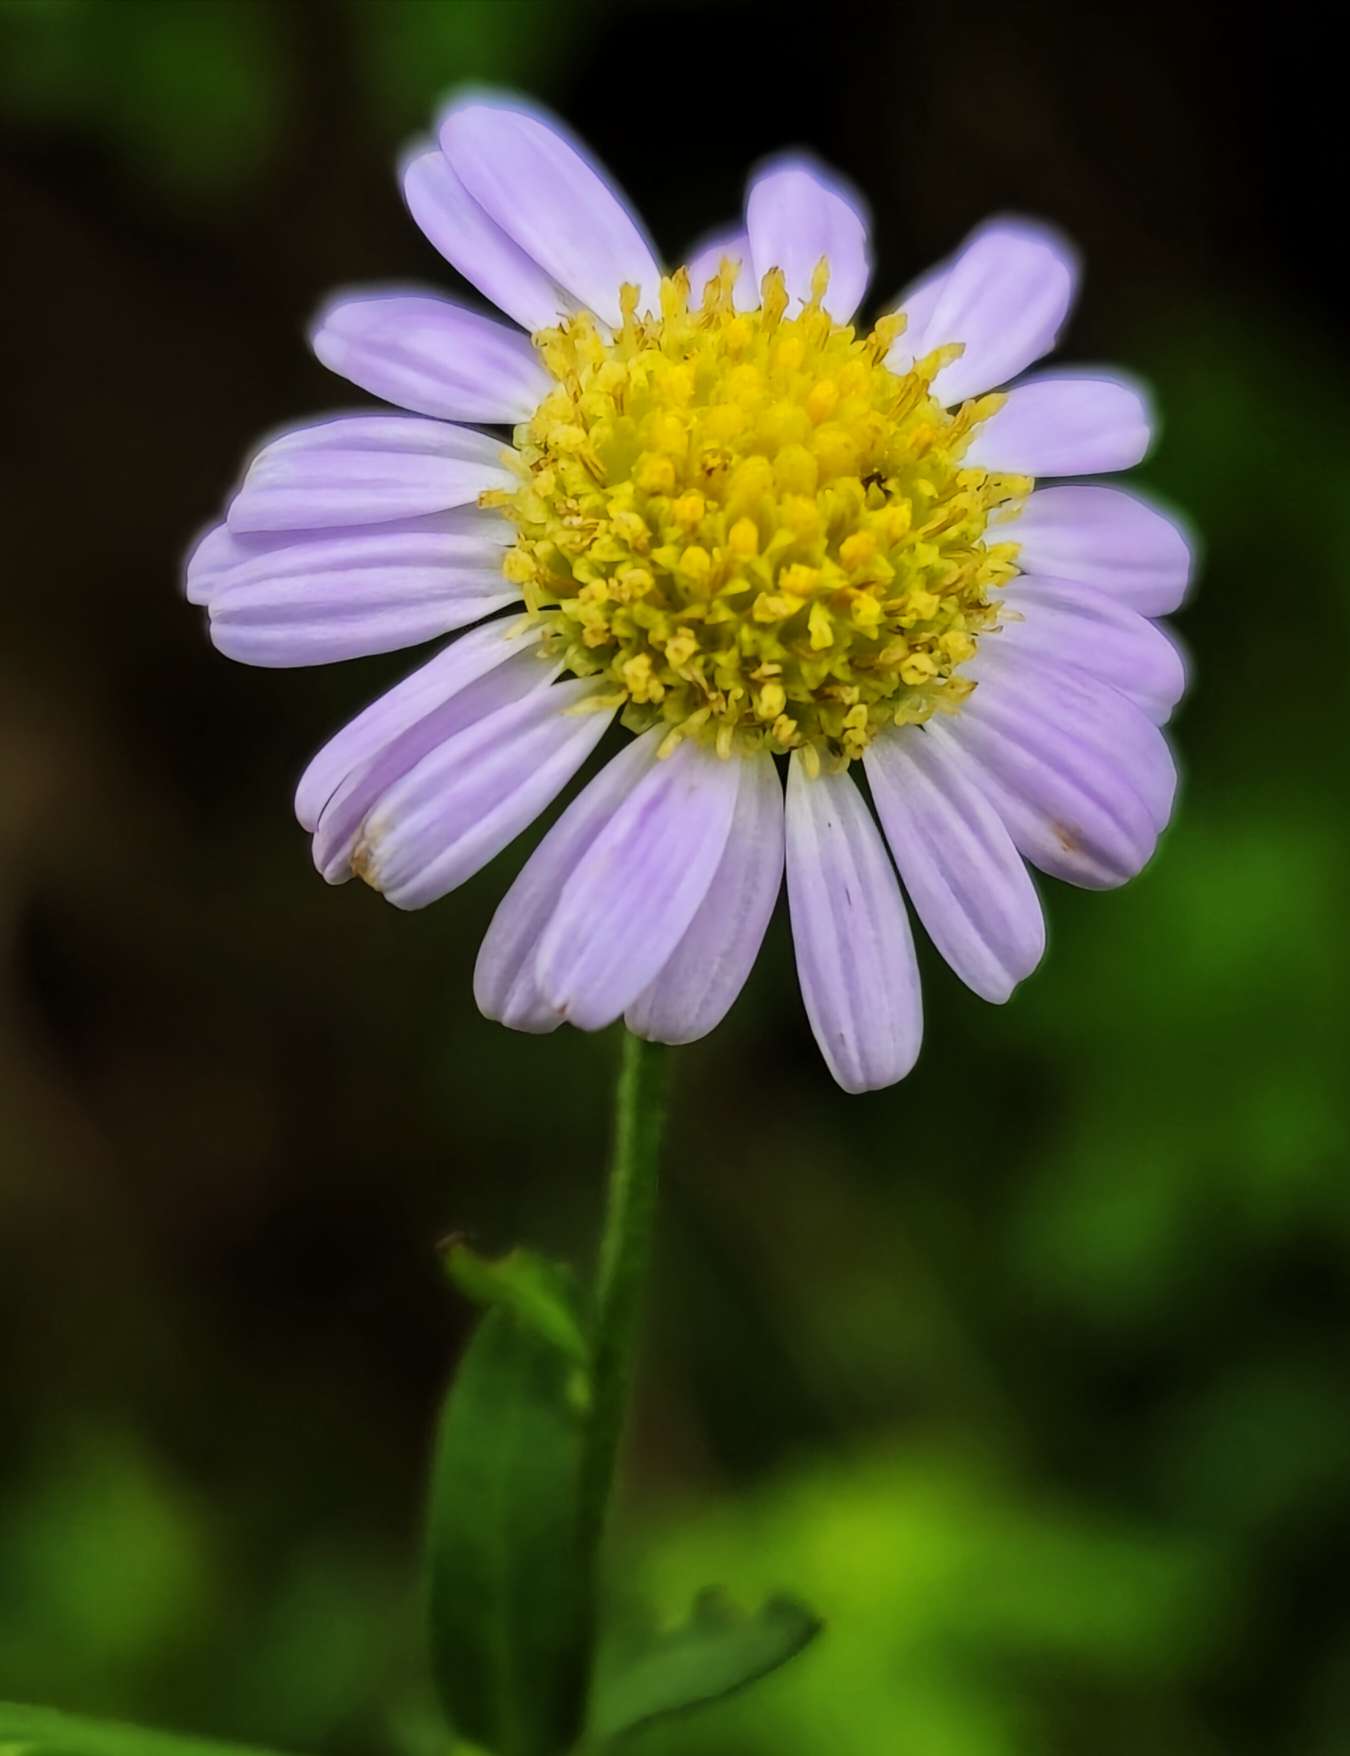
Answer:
(626, 751, 785, 1043)
(865, 727, 1044, 1003)
(438, 96, 661, 328)
(965, 372, 1153, 476)
(993, 484, 1195, 616)
(745, 156, 871, 321)
(310, 291, 549, 422)
(535, 738, 742, 1031)
(785, 756, 922, 1093)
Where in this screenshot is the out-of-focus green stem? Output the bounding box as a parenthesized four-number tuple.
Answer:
(579, 1029, 671, 1562)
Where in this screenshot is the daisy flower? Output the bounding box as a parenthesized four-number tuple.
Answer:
(185, 92, 1192, 1093)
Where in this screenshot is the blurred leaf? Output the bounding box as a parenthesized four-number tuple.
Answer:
(0, 1433, 212, 1697)
(627, 1450, 1221, 1756)
(591, 1589, 822, 1742)
(0, 0, 280, 198)
(357, 0, 580, 130)
(0, 1703, 296, 1756)
(426, 1310, 592, 1756)
(444, 1243, 588, 1368)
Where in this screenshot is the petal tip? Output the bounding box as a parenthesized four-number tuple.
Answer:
(746, 149, 871, 226)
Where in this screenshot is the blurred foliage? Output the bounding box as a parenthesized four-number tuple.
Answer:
(0, 0, 582, 199)
(2, 1, 1347, 1754)
(632, 1449, 1223, 1756)
(0, 0, 284, 196)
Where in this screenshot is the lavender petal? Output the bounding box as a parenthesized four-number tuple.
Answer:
(227, 415, 516, 533)
(535, 739, 742, 1031)
(932, 646, 1172, 889)
(785, 755, 922, 1093)
(401, 145, 568, 334)
(886, 217, 1078, 404)
(295, 618, 539, 832)
(438, 96, 661, 328)
(745, 155, 872, 321)
(995, 483, 1194, 615)
(965, 372, 1153, 477)
(998, 576, 1187, 724)
(865, 727, 1045, 1003)
(310, 291, 549, 423)
(626, 751, 785, 1043)
(967, 639, 1178, 832)
(474, 730, 664, 1034)
(356, 677, 614, 909)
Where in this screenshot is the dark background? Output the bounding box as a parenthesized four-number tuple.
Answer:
(2, 2, 1347, 1752)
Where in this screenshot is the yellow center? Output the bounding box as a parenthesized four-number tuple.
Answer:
(486, 259, 1032, 768)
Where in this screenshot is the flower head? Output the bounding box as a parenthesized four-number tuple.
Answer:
(186, 92, 1192, 1092)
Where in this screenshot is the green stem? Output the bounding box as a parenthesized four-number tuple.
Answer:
(580, 1028, 671, 1560)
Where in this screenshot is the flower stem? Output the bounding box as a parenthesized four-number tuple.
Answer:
(581, 1028, 671, 1561)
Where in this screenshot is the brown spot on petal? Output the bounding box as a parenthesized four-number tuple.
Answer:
(1052, 822, 1081, 854)
(351, 835, 381, 889)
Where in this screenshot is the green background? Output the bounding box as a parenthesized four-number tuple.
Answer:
(1, 1, 1346, 1751)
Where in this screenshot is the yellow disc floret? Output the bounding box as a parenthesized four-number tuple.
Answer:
(486, 258, 1032, 766)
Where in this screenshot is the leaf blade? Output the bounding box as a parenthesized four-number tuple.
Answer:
(0, 1703, 299, 1756)
(443, 1243, 588, 1367)
(426, 1309, 593, 1756)
(590, 1589, 823, 1742)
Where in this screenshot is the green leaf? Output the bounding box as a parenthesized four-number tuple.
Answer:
(589, 1589, 823, 1742)
(443, 1243, 588, 1369)
(0, 1703, 298, 1756)
(427, 1309, 593, 1756)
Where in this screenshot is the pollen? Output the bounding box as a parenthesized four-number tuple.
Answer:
(489, 259, 1031, 763)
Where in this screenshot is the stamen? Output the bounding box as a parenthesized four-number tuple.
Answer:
(493, 265, 1031, 764)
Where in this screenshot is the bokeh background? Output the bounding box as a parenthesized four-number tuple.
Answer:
(2, 1, 1347, 1751)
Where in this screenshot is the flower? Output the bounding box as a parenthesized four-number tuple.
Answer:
(186, 91, 1192, 1093)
